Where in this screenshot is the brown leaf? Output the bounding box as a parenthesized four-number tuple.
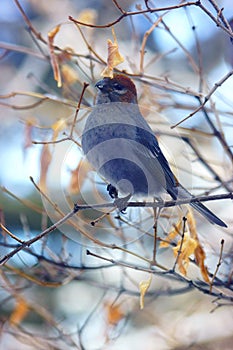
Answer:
(101, 28, 124, 78)
(48, 25, 62, 87)
(39, 144, 52, 192)
(9, 296, 29, 326)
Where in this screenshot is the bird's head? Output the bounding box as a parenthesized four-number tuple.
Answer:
(95, 74, 138, 104)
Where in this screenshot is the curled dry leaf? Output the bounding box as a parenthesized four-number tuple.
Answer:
(195, 244, 210, 283)
(139, 274, 152, 310)
(101, 28, 124, 78)
(160, 210, 210, 282)
(170, 210, 210, 283)
(173, 232, 198, 276)
(48, 24, 62, 88)
(187, 211, 210, 283)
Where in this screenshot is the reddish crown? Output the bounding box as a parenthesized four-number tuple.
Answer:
(112, 74, 137, 98)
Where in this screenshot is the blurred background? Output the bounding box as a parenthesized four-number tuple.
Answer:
(0, 1, 233, 349)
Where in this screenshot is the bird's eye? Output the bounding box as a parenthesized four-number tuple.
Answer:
(113, 82, 123, 90)
(112, 82, 127, 94)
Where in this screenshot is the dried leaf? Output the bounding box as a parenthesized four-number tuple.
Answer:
(39, 144, 52, 192)
(69, 159, 91, 194)
(101, 28, 124, 78)
(51, 118, 67, 142)
(48, 25, 62, 87)
(187, 211, 210, 283)
(195, 244, 210, 283)
(139, 274, 152, 309)
(10, 296, 29, 326)
(61, 64, 79, 85)
(106, 303, 124, 325)
(187, 210, 198, 240)
(173, 232, 198, 276)
(159, 217, 183, 248)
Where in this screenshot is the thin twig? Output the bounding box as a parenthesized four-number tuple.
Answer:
(171, 70, 233, 128)
(0, 210, 75, 266)
(69, 2, 198, 29)
(210, 239, 225, 293)
(70, 82, 89, 138)
(152, 207, 161, 264)
(74, 192, 232, 211)
(0, 224, 24, 244)
(208, 0, 232, 31)
(172, 217, 187, 271)
(140, 16, 163, 74)
(14, 0, 47, 44)
(201, 104, 233, 163)
(182, 136, 232, 192)
(198, 1, 233, 37)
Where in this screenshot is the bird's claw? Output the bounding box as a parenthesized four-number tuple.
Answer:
(107, 184, 118, 199)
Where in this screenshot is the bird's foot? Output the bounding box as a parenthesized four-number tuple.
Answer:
(107, 184, 118, 199)
(114, 193, 131, 213)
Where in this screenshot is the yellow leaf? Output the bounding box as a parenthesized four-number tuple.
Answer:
(48, 24, 62, 87)
(51, 118, 67, 142)
(187, 210, 198, 240)
(173, 232, 198, 276)
(187, 210, 210, 283)
(10, 296, 29, 326)
(101, 28, 124, 78)
(159, 217, 183, 248)
(139, 274, 152, 310)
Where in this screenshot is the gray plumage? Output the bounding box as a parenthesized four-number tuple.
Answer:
(82, 75, 227, 227)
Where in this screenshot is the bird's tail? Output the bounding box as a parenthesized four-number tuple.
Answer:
(169, 185, 227, 228)
(189, 200, 227, 227)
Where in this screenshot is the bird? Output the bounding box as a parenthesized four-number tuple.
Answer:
(82, 74, 227, 227)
